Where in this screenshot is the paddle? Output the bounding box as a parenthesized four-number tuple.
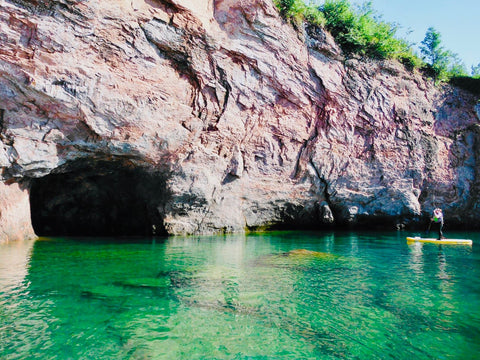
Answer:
(425, 218, 432, 237)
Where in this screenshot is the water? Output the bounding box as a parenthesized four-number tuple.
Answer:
(1, 231, 480, 359)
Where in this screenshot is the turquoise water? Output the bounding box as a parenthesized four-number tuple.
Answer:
(1, 231, 480, 359)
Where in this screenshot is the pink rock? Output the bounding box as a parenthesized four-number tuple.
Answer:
(0, 0, 478, 240)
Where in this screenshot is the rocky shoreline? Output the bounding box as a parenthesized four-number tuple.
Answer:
(0, 0, 479, 242)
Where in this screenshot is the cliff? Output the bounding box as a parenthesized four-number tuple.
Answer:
(0, 0, 479, 241)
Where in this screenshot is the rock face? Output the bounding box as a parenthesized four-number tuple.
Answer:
(0, 0, 479, 241)
(0, 181, 35, 241)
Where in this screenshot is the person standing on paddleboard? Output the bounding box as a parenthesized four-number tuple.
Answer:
(431, 208, 445, 240)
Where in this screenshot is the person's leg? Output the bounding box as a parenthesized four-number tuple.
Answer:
(438, 221, 444, 239)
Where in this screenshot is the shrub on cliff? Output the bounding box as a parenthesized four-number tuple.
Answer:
(274, 0, 325, 28)
(273, 0, 421, 68)
(274, 0, 478, 86)
(319, 0, 419, 63)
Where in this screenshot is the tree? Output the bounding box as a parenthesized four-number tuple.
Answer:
(472, 63, 480, 77)
(420, 27, 443, 65)
(447, 53, 468, 77)
(420, 27, 454, 81)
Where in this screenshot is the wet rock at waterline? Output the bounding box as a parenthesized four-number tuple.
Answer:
(0, 182, 36, 241)
(0, 0, 479, 241)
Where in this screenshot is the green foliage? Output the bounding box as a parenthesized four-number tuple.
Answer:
(447, 54, 468, 77)
(420, 27, 469, 82)
(273, 0, 325, 28)
(320, 0, 355, 43)
(302, 3, 326, 26)
(273, 0, 421, 67)
(419, 27, 444, 67)
(398, 50, 423, 71)
(471, 63, 480, 78)
(272, 0, 476, 82)
(275, 0, 295, 16)
(419, 27, 449, 81)
(319, 0, 414, 62)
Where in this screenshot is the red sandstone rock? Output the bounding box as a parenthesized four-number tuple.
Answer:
(0, 182, 36, 242)
(0, 0, 478, 241)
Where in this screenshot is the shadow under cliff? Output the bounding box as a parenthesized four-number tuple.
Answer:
(29, 159, 171, 237)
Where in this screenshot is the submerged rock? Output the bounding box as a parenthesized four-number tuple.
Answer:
(115, 278, 171, 290)
(81, 285, 129, 301)
(281, 249, 336, 258)
(0, 0, 479, 240)
(254, 248, 339, 271)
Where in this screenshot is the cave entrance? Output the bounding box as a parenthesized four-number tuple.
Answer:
(29, 160, 170, 237)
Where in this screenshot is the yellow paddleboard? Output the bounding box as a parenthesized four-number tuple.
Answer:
(406, 236, 472, 245)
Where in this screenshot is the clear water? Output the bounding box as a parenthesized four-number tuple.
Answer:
(1, 231, 480, 359)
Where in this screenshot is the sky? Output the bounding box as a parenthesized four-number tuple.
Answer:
(309, 0, 480, 72)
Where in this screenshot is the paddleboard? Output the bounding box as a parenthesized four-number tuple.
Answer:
(406, 236, 472, 245)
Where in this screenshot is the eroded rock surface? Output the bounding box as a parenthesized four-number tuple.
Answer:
(0, 181, 35, 241)
(0, 0, 479, 241)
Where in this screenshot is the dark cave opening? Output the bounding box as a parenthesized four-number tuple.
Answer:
(29, 160, 171, 237)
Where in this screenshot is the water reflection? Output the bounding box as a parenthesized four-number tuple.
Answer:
(0, 239, 34, 296)
(0, 239, 57, 358)
(405, 240, 468, 333)
(408, 241, 424, 274)
(436, 249, 450, 280)
(165, 235, 249, 313)
(323, 233, 335, 253)
(0, 233, 479, 359)
(162, 234, 347, 356)
(347, 233, 359, 255)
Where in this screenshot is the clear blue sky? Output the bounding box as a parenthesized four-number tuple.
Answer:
(309, 0, 480, 72)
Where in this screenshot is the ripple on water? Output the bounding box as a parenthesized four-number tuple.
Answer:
(1, 232, 480, 359)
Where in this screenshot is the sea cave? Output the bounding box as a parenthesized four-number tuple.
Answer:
(29, 160, 170, 237)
